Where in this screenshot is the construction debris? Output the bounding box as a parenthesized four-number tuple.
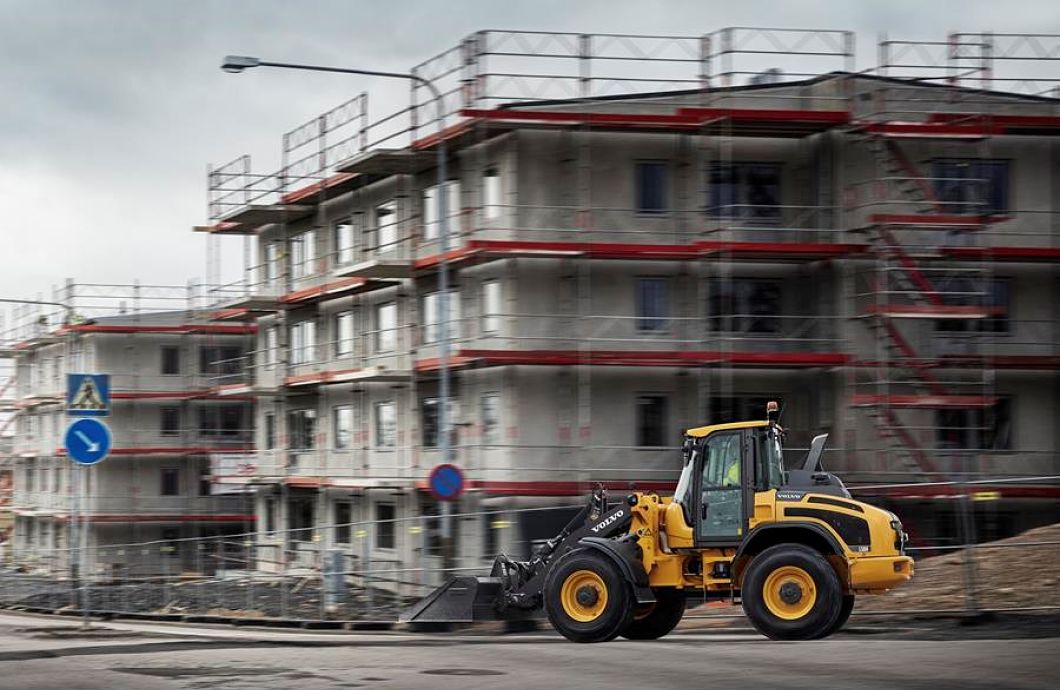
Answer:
(0, 572, 404, 621)
(859, 523, 1060, 613)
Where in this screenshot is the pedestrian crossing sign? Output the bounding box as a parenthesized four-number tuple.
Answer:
(66, 373, 110, 417)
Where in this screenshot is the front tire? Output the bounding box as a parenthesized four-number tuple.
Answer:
(814, 594, 855, 639)
(544, 549, 634, 643)
(621, 588, 686, 640)
(741, 544, 842, 641)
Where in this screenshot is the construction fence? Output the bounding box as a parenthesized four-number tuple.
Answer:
(1, 476, 1058, 626)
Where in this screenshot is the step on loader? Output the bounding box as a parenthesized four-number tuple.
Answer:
(401, 402, 913, 641)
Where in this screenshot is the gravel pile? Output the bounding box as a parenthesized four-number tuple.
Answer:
(859, 522, 1060, 613)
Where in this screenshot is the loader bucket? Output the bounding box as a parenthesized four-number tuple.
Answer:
(398, 576, 506, 624)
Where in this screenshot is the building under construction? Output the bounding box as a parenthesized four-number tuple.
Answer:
(0, 283, 255, 576)
(1, 27, 1051, 585)
(200, 28, 1060, 577)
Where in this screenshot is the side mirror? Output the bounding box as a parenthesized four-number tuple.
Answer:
(681, 436, 695, 464)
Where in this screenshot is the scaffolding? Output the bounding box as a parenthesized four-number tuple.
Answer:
(878, 32, 1060, 96)
(839, 33, 1060, 494)
(0, 281, 257, 576)
(197, 27, 1059, 537)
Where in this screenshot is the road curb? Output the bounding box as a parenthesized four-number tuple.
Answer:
(0, 602, 559, 635)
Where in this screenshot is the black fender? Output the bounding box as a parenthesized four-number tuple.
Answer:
(576, 537, 656, 605)
(733, 522, 846, 586)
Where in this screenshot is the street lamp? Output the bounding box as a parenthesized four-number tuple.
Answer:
(220, 55, 456, 522)
(220, 56, 260, 73)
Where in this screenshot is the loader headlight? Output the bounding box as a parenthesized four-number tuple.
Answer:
(890, 518, 908, 554)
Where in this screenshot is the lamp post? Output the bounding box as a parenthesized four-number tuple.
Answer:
(221, 56, 457, 561)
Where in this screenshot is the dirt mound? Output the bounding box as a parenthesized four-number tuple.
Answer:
(859, 522, 1060, 613)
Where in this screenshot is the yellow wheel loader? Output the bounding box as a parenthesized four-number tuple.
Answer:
(401, 402, 913, 641)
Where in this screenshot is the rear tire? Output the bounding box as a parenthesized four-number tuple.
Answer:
(545, 549, 635, 643)
(741, 544, 842, 641)
(621, 588, 686, 640)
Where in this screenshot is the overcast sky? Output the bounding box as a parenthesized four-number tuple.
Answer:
(1, 0, 1057, 311)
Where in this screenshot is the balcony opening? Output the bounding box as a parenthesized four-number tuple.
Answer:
(707, 396, 783, 425)
(375, 302, 397, 352)
(481, 279, 502, 334)
(335, 310, 355, 357)
(424, 180, 461, 240)
(200, 345, 243, 377)
(199, 405, 245, 439)
(480, 393, 501, 445)
(291, 229, 316, 279)
(288, 497, 315, 542)
(483, 168, 502, 220)
(333, 405, 353, 450)
(375, 502, 396, 549)
(708, 278, 781, 335)
(375, 401, 396, 448)
(288, 409, 317, 451)
(635, 277, 670, 333)
(264, 412, 276, 450)
(635, 160, 669, 214)
(289, 320, 317, 365)
(160, 407, 180, 437)
(161, 346, 180, 376)
(636, 394, 669, 447)
(161, 467, 180, 497)
(707, 162, 782, 224)
(334, 221, 355, 266)
(421, 290, 460, 345)
(936, 398, 1012, 451)
(933, 158, 1010, 216)
(335, 501, 352, 544)
(374, 201, 398, 251)
(264, 496, 277, 535)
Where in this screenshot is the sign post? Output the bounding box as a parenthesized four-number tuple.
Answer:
(428, 464, 465, 575)
(65, 373, 111, 631)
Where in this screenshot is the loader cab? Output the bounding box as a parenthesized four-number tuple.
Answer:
(674, 420, 787, 546)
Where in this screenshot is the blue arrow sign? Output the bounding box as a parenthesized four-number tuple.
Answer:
(66, 373, 110, 417)
(64, 418, 112, 465)
(428, 463, 465, 502)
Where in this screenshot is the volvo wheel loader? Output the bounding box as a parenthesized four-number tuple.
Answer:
(401, 402, 913, 641)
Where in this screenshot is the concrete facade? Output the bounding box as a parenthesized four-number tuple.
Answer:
(3, 310, 255, 577)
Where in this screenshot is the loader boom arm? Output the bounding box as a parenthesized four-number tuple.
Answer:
(498, 491, 633, 610)
(400, 488, 634, 623)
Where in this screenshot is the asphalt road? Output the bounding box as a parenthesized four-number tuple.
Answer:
(1, 612, 1057, 690)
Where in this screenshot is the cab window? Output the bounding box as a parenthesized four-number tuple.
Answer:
(697, 431, 743, 541)
(757, 428, 786, 490)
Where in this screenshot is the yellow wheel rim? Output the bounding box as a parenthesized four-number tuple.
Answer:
(560, 569, 608, 622)
(762, 565, 817, 620)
